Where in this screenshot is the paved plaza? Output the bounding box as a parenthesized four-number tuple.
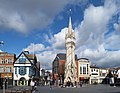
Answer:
(36, 85, 120, 93)
(0, 84, 120, 93)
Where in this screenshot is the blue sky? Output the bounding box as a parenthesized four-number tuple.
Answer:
(0, 0, 120, 69)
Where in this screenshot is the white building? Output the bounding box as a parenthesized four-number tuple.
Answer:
(99, 68, 108, 83)
(90, 66, 100, 84)
(77, 58, 90, 84)
(13, 51, 38, 86)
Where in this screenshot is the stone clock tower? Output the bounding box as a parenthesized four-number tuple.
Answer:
(64, 10, 77, 86)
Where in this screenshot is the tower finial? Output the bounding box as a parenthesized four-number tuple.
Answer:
(69, 9, 72, 16)
(68, 9, 72, 34)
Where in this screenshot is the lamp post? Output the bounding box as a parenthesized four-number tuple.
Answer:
(0, 41, 5, 93)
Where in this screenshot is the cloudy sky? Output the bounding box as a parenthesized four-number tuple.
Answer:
(0, 0, 120, 69)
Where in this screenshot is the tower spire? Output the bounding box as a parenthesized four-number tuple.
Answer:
(64, 9, 77, 86)
(68, 9, 72, 34)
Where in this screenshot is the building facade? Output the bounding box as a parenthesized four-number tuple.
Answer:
(40, 68, 51, 86)
(99, 68, 108, 84)
(0, 52, 16, 86)
(77, 58, 90, 84)
(13, 51, 39, 86)
(90, 66, 100, 84)
(52, 53, 77, 85)
(52, 53, 66, 85)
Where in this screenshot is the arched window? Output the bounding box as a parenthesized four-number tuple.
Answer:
(19, 66, 26, 75)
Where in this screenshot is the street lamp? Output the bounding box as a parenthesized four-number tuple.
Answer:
(0, 41, 5, 93)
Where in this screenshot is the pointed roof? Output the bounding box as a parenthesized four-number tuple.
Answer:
(68, 9, 72, 34)
(13, 51, 36, 64)
(56, 53, 77, 61)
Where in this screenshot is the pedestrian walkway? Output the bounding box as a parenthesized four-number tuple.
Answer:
(1, 84, 120, 93)
(0, 86, 31, 93)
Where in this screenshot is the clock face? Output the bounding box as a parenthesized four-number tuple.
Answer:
(66, 38, 71, 42)
(66, 38, 75, 43)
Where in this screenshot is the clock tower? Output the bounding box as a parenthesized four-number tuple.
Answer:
(64, 9, 77, 86)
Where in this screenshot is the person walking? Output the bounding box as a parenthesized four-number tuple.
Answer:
(50, 79, 53, 90)
(31, 80, 35, 92)
(79, 81, 83, 87)
(34, 81, 37, 91)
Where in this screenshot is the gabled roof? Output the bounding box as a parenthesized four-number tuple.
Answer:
(14, 51, 36, 65)
(56, 53, 77, 60)
(57, 53, 66, 60)
(26, 54, 36, 60)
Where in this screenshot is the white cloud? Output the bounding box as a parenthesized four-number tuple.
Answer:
(0, 0, 84, 33)
(24, 28, 67, 69)
(105, 34, 120, 50)
(24, 43, 46, 53)
(114, 23, 120, 32)
(24, 0, 120, 69)
(75, 0, 117, 48)
(80, 45, 120, 67)
(50, 28, 67, 49)
(36, 51, 56, 69)
(75, 0, 120, 67)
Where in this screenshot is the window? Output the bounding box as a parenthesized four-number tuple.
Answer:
(0, 67, 4, 72)
(19, 58, 26, 63)
(92, 73, 98, 75)
(91, 69, 93, 72)
(2, 58, 5, 64)
(19, 54, 26, 63)
(83, 66, 86, 74)
(102, 73, 106, 76)
(87, 64, 89, 74)
(80, 65, 82, 74)
(29, 66, 35, 76)
(6, 67, 12, 72)
(6, 67, 9, 72)
(29, 66, 32, 75)
(15, 67, 17, 74)
(8, 58, 12, 64)
(5, 59, 7, 63)
(96, 69, 98, 72)
(10, 67, 12, 72)
(19, 66, 26, 75)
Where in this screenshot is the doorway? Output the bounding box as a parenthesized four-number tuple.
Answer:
(19, 77, 26, 86)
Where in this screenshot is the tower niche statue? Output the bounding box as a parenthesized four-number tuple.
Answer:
(64, 9, 77, 86)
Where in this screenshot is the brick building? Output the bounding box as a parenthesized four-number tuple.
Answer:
(0, 52, 16, 86)
(52, 53, 77, 85)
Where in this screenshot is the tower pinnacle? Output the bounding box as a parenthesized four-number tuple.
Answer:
(68, 9, 72, 34)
